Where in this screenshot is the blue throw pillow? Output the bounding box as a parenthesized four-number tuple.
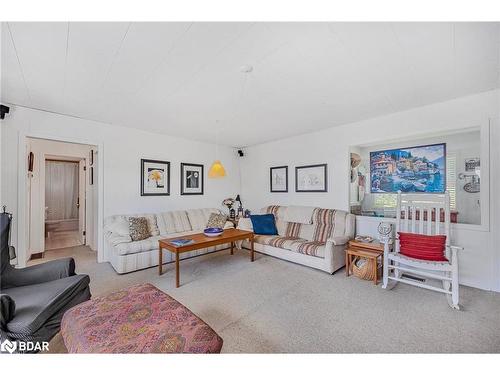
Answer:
(250, 214, 278, 235)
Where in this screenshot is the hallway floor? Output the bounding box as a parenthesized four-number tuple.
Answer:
(44, 230, 82, 250)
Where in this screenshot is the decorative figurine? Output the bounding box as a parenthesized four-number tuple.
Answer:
(235, 194, 243, 217)
(222, 197, 235, 217)
(377, 222, 393, 244)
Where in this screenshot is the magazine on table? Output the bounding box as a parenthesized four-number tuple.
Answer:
(169, 238, 195, 247)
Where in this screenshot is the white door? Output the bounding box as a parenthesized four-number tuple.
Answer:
(78, 160, 86, 245)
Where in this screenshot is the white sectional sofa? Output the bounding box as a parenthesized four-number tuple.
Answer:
(237, 205, 355, 273)
(104, 208, 233, 273)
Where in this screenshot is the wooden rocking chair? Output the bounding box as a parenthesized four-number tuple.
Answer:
(382, 192, 463, 309)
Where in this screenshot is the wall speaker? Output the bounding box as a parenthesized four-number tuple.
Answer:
(0, 104, 10, 120)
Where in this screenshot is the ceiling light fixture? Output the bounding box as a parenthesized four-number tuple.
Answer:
(208, 120, 227, 178)
(208, 160, 226, 178)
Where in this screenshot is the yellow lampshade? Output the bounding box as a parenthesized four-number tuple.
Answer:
(208, 160, 226, 178)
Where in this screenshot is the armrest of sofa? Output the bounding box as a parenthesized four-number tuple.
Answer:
(235, 218, 253, 250)
(0, 294, 16, 329)
(105, 230, 132, 246)
(237, 217, 253, 232)
(2, 258, 76, 288)
(323, 235, 349, 273)
(326, 236, 350, 246)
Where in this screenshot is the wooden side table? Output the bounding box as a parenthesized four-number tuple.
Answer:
(348, 239, 384, 254)
(345, 240, 384, 285)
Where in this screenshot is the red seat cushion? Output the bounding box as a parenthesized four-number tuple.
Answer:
(398, 232, 448, 261)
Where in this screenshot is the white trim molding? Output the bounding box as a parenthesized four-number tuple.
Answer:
(16, 131, 105, 267)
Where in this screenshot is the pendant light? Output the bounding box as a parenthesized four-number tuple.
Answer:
(208, 120, 226, 178)
(208, 160, 226, 178)
(208, 65, 252, 179)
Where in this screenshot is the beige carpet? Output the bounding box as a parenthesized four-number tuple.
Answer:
(36, 245, 500, 353)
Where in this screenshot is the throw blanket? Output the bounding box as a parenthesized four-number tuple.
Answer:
(284, 206, 315, 224)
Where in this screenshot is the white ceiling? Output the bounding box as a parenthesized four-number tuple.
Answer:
(2, 22, 499, 147)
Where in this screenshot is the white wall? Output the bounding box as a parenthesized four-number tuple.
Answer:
(1, 105, 240, 265)
(2, 91, 499, 291)
(240, 90, 500, 291)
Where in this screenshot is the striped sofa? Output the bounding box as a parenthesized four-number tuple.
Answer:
(237, 205, 355, 273)
(104, 208, 233, 274)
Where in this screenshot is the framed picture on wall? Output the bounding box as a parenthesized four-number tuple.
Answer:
(369, 143, 446, 193)
(270, 166, 288, 192)
(295, 164, 328, 192)
(465, 157, 480, 172)
(141, 159, 170, 196)
(181, 163, 204, 195)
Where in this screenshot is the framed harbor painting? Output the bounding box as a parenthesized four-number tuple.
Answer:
(141, 159, 170, 196)
(181, 163, 204, 195)
(270, 166, 288, 192)
(295, 164, 327, 192)
(370, 143, 446, 193)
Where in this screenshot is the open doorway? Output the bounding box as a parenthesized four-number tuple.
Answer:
(26, 137, 98, 262)
(44, 158, 85, 251)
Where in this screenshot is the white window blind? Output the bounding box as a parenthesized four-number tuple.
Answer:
(446, 153, 457, 211)
(374, 194, 397, 208)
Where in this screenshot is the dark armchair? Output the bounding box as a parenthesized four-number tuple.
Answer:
(0, 211, 91, 352)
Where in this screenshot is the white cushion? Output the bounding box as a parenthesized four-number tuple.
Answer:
(105, 214, 159, 237)
(143, 214, 160, 236)
(106, 216, 130, 237)
(260, 205, 288, 221)
(115, 236, 161, 255)
(186, 208, 221, 230)
(106, 232, 132, 246)
(161, 229, 199, 239)
(298, 223, 316, 241)
(284, 205, 315, 224)
(253, 235, 325, 258)
(156, 211, 192, 235)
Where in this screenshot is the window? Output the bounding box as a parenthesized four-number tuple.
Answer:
(374, 194, 396, 208)
(352, 129, 482, 225)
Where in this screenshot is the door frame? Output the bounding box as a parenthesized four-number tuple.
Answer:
(78, 159, 87, 245)
(17, 131, 104, 267)
(43, 157, 86, 249)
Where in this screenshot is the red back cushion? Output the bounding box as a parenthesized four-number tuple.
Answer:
(398, 232, 448, 261)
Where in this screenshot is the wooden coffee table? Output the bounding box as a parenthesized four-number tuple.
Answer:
(158, 228, 254, 287)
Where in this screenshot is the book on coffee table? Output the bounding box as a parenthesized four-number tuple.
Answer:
(169, 239, 195, 247)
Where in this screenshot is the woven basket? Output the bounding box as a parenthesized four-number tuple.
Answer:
(352, 256, 382, 281)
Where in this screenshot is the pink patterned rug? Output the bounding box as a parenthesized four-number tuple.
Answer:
(61, 283, 223, 353)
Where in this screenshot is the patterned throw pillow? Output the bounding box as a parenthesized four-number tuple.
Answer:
(129, 217, 151, 241)
(206, 213, 227, 229)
